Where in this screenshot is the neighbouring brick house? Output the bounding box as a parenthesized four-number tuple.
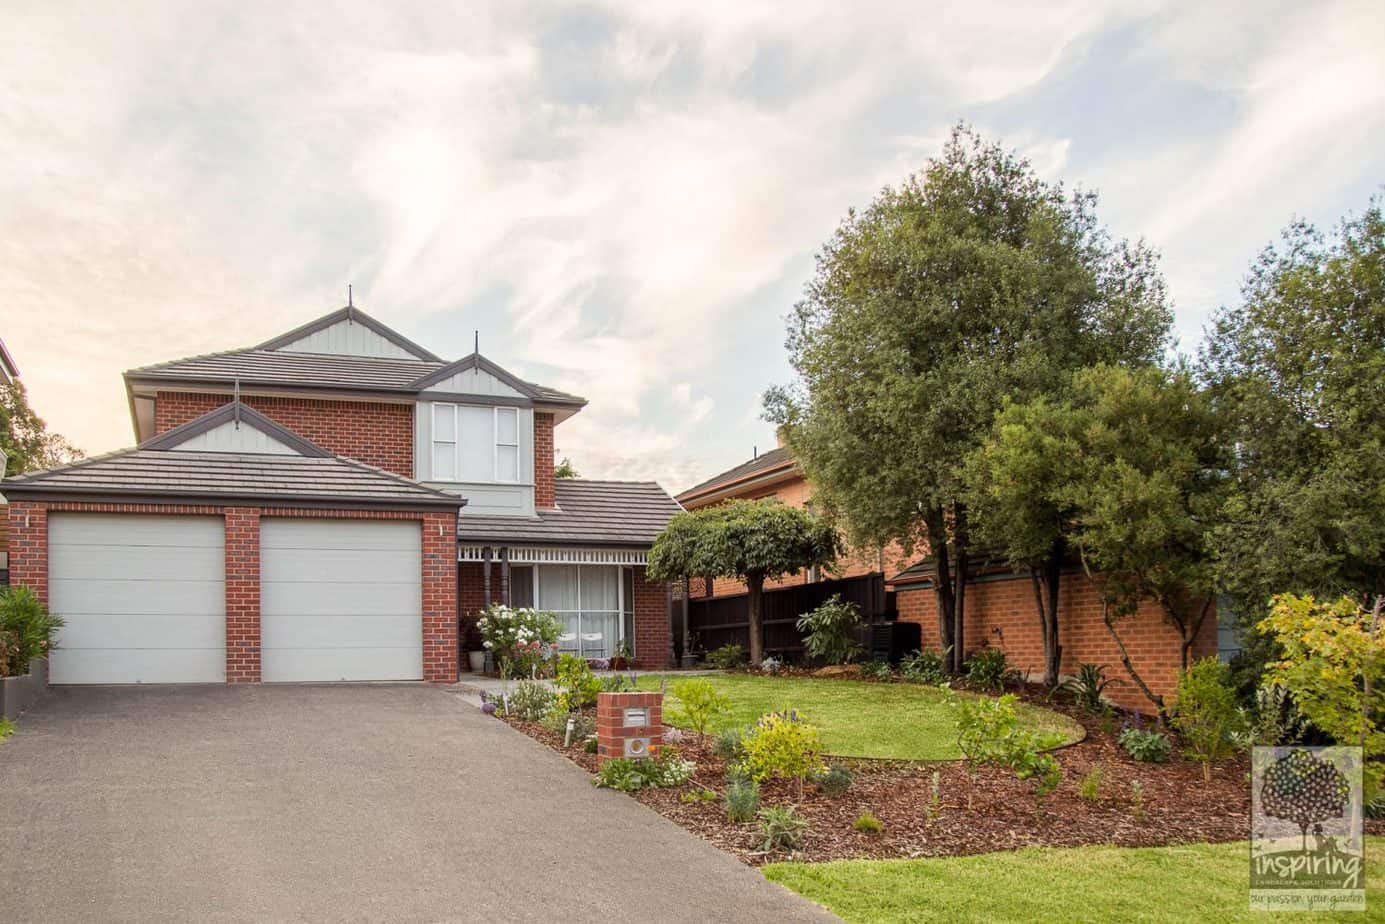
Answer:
(2, 303, 681, 685)
(678, 441, 1214, 709)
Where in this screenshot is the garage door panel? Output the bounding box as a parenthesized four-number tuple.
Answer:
(260, 519, 423, 682)
(261, 646, 421, 683)
(260, 520, 419, 551)
(261, 581, 422, 618)
(259, 548, 419, 584)
(56, 612, 226, 650)
(50, 578, 224, 618)
(261, 612, 422, 648)
(49, 544, 224, 583)
(48, 648, 226, 685)
(47, 514, 225, 685)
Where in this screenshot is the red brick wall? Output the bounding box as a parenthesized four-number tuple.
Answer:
(154, 391, 415, 477)
(534, 412, 556, 508)
(894, 571, 1218, 710)
(224, 507, 261, 682)
(596, 691, 663, 764)
(7, 500, 458, 684)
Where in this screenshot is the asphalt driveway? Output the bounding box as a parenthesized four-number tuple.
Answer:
(0, 684, 835, 923)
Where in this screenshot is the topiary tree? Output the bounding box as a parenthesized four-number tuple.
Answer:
(648, 499, 839, 665)
(1261, 748, 1352, 853)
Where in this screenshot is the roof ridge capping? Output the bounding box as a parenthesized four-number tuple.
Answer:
(254, 304, 442, 362)
(139, 401, 333, 457)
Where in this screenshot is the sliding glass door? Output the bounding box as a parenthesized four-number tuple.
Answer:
(510, 564, 627, 658)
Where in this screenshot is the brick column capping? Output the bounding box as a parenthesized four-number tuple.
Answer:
(596, 691, 663, 765)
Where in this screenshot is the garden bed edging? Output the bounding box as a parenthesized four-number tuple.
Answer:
(1, 656, 48, 722)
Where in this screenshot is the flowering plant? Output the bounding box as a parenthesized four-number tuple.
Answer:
(475, 604, 564, 679)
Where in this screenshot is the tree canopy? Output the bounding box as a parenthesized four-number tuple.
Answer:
(766, 124, 1172, 671)
(1201, 198, 1385, 615)
(0, 381, 81, 476)
(648, 498, 839, 664)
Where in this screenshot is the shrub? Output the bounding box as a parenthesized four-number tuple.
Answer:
(669, 678, 731, 738)
(964, 648, 1014, 692)
(712, 727, 747, 762)
(1130, 779, 1146, 821)
(554, 654, 602, 712)
(679, 788, 717, 804)
(592, 754, 695, 791)
(1065, 663, 1112, 713)
(1245, 683, 1304, 747)
(583, 735, 598, 754)
(0, 587, 63, 677)
(796, 594, 864, 664)
(600, 673, 636, 693)
(1118, 727, 1172, 763)
(1259, 594, 1385, 801)
(814, 764, 854, 797)
(725, 776, 760, 822)
(954, 693, 1064, 796)
(761, 656, 784, 675)
(476, 604, 563, 679)
(757, 805, 809, 852)
(1171, 657, 1248, 783)
(1078, 766, 1103, 802)
(506, 680, 556, 721)
(852, 811, 883, 834)
(706, 643, 747, 670)
(741, 711, 827, 797)
(900, 648, 949, 685)
(541, 707, 594, 741)
(858, 660, 894, 682)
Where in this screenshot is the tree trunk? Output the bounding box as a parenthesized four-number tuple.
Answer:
(925, 506, 957, 671)
(1042, 545, 1063, 687)
(1173, 596, 1215, 671)
(952, 502, 970, 675)
(1364, 595, 1382, 752)
(746, 572, 766, 665)
(1101, 600, 1165, 714)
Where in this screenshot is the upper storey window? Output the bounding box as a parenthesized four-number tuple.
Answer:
(432, 404, 520, 483)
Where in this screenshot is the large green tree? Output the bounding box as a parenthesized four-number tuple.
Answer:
(0, 381, 81, 476)
(973, 365, 1227, 710)
(1201, 198, 1385, 619)
(766, 126, 1171, 673)
(647, 499, 839, 665)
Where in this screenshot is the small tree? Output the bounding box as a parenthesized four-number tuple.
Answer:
(669, 678, 730, 739)
(1259, 593, 1385, 800)
(1171, 658, 1247, 783)
(648, 499, 839, 664)
(796, 594, 864, 665)
(0, 381, 81, 475)
(554, 457, 579, 479)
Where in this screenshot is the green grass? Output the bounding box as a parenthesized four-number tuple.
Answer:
(0, 717, 13, 741)
(636, 673, 1082, 761)
(764, 839, 1385, 923)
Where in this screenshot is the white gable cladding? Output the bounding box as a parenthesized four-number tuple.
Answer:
(427, 366, 524, 398)
(169, 419, 299, 455)
(275, 318, 421, 360)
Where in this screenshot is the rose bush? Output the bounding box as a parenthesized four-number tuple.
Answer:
(475, 604, 564, 679)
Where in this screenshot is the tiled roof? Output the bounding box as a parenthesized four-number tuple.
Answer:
(125, 348, 586, 406)
(677, 446, 796, 502)
(2, 449, 464, 509)
(455, 479, 682, 546)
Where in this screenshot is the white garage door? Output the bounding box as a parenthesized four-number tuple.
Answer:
(260, 519, 422, 682)
(48, 514, 226, 684)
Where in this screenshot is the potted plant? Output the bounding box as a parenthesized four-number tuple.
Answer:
(610, 640, 632, 671)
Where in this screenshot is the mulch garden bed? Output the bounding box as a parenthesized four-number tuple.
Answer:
(500, 680, 1382, 865)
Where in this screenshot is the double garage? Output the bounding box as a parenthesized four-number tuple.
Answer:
(47, 514, 427, 685)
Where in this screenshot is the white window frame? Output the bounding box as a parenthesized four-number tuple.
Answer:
(514, 564, 630, 659)
(430, 403, 521, 484)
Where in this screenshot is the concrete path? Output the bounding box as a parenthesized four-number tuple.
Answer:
(0, 684, 836, 923)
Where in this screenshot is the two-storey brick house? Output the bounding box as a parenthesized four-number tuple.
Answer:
(3, 304, 680, 685)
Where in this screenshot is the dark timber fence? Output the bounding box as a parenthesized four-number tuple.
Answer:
(674, 573, 914, 662)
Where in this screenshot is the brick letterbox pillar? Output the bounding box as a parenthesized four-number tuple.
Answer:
(596, 691, 663, 764)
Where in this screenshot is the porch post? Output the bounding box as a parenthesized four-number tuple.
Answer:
(500, 547, 511, 606)
(482, 546, 492, 606)
(681, 575, 691, 663)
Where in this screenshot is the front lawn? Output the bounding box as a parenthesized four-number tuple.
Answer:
(764, 839, 1385, 923)
(635, 672, 1083, 760)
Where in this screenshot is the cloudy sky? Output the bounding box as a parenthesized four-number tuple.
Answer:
(3, 1, 1382, 493)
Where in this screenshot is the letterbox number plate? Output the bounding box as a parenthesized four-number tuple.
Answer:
(623, 707, 648, 727)
(624, 736, 651, 758)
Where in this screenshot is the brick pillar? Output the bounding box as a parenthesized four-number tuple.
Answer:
(8, 502, 48, 604)
(534, 412, 556, 509)
(224, 507, 261, 682)
(630, 567, 671, 670)
(422, 512, 459, 683)
(596, 691, 663, 765)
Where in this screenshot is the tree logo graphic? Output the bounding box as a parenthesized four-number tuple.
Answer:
(1260, 748, 1351, 852)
